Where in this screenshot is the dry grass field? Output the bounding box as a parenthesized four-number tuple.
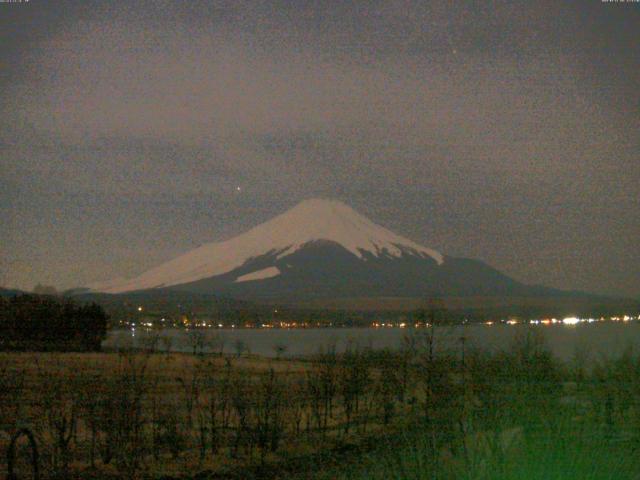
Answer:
(0, 347, 416, 479)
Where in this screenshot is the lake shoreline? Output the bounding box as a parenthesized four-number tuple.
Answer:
(104, 322, 640, 362)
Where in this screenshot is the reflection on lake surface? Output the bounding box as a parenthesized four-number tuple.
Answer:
(104, 322, 640, 362)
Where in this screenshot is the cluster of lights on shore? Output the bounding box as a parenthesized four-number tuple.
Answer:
(480, 315, 640, 327)
(371, 315, 640, 328)
(126, 305, 640, 334)
(501, 315, 640, 326)
(125, 306, 331, 333)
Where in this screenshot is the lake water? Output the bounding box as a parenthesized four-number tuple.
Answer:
(104, 322, 640, 363)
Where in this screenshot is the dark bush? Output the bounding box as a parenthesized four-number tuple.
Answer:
(0, 294, 108, 351)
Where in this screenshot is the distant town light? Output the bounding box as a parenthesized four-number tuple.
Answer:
(137, 306, 143, 312)
(562, 316, 580, 325)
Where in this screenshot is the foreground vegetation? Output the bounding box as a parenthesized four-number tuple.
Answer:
(2, 328, 640, 479)
(318, 341, 640, 479)
(0, 336, 418, 479)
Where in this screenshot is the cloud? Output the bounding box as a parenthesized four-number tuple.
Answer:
(7, 19, 624, 179)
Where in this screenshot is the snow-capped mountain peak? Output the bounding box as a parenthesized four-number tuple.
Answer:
(271, 199, 443, 262)
(91, 198, 443, 293)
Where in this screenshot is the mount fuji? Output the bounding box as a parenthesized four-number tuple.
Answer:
(87, 198, 569, 303)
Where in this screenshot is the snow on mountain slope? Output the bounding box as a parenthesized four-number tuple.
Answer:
(93, 198, 443, 293)
(235, 266, 281, 283)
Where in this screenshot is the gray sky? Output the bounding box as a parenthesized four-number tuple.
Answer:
(1, 0, 639, 298)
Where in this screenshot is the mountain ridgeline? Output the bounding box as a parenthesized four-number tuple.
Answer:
(86, 199, 633, 314)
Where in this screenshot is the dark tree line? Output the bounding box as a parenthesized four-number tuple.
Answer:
(0, 294, 108, 351)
